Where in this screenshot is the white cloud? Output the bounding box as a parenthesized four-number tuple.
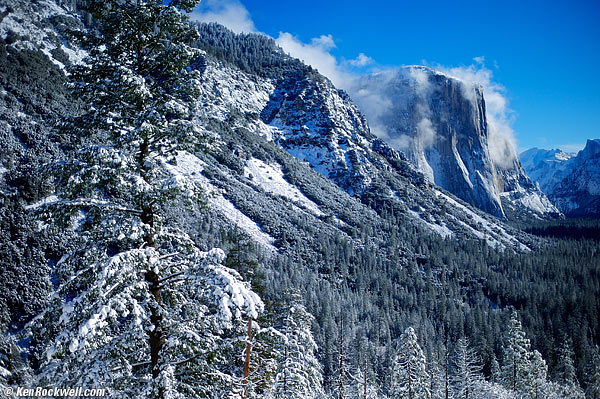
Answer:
(275, 32, 356, 88)
(191, 0, 374, 89)
(310, 34, 336, 50)
(437, 62, 518, 169)
(191, 0, 256, 34)
(349, 53, 374, 67)
(417, 116, 436, 149)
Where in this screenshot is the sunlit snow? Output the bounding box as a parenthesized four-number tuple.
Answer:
(166, 152, 277, 251)
(244, 158, 324, 216)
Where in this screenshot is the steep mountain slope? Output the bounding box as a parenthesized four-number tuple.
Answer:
(192, 46, 534, 250)
(351, 66, 558, 219)
(521, 139, 600, 216)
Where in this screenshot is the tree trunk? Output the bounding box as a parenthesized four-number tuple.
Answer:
(338, 315, 344, 399)
(140, 137, 162, 398)
(445, 350, 449, 399)
(283, 343, 288, 396)
(242, 317, 253, 399)
(363, 355, 367, 399)
(139, 136, 155, 248)
(146, 269, 164, 399)
(409, 364, 413, 399)
(513, 354, 517, 392)
(7, 343, 12, 373)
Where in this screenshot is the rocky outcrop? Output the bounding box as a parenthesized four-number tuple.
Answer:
(352, 66, 557, 218)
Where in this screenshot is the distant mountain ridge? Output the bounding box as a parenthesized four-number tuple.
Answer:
(521, 139, 600, 216)
(351, 66, 558, 219)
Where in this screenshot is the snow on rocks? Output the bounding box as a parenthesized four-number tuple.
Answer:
(166, 151, 277, 251)
(0, 0, 87, 70)
(244, 158, 324, 216)
(408, 209, 453, 239)
(434, 189, 530, 251)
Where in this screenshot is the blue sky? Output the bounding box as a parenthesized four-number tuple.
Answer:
(192, 0, 600, 153)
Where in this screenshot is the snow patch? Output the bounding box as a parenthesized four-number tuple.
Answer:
(285, 146, 333, 180)
(408, 209, 453, 239)
(167, 152, 277, 251)
(434, 189, 530, 251)
(244, 158, 323, 216)
(453, 145, 473, 189)
(25, 195, 59, 210)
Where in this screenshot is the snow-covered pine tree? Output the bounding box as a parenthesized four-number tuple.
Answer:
(555, 337, 578, 387)
(330, 312, 352, 399)
(391, 327, 430, 399)
(347, 350, 378, 399)
(500, 311, 532, 394)
(270, 292, 325, 399)
(349, 366, 379, 399)
(228, 315, 281, 399)
(584, 347, 600, 399)
(23, 0, 266, 398)
(451, 338, 482, 399)
(489, 354, 500, 384)
(527, 350, 547, 399)
(427, 356, 451, 399)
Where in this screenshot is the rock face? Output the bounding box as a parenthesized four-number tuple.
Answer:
(352, 66, 558, 218)
(521, 139, 600, 216)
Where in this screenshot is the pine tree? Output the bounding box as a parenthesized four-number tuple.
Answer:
(584, 347, 600, 399)
(489, 354, 501, 384)
(451, 338, 482, 399)
(270, 293, 325, 399)
(555, 337, 578, 387)
(527, 350, 547, 399)
(24, 0, 265, 397)
(391, 327, 430, 399)
(347, 354, 378, 399)
(428, 356, 451, 399)
(500, 311, 531, 394)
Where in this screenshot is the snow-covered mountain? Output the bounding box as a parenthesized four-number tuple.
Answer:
(190, 42, 535, 250)
(521, 139, 600, 216)
(0, 1, 536, 254)
(351, 66, 558, 219)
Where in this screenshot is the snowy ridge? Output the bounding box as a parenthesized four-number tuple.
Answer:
(434, 190, 530, 251)
(520, 140, 600, 216)
(196, 61, 277, 139)
(408, 209, 453, 239)
(166, 152, 277, 251)
(191, 54, 532, 251)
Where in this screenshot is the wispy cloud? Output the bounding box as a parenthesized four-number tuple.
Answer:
(190, 0, 256, 34)
(275, 33, 360, 88)
(473, 56, 485, 64)
(437, 60, 518, 169)
(191, 1, 373, 89)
